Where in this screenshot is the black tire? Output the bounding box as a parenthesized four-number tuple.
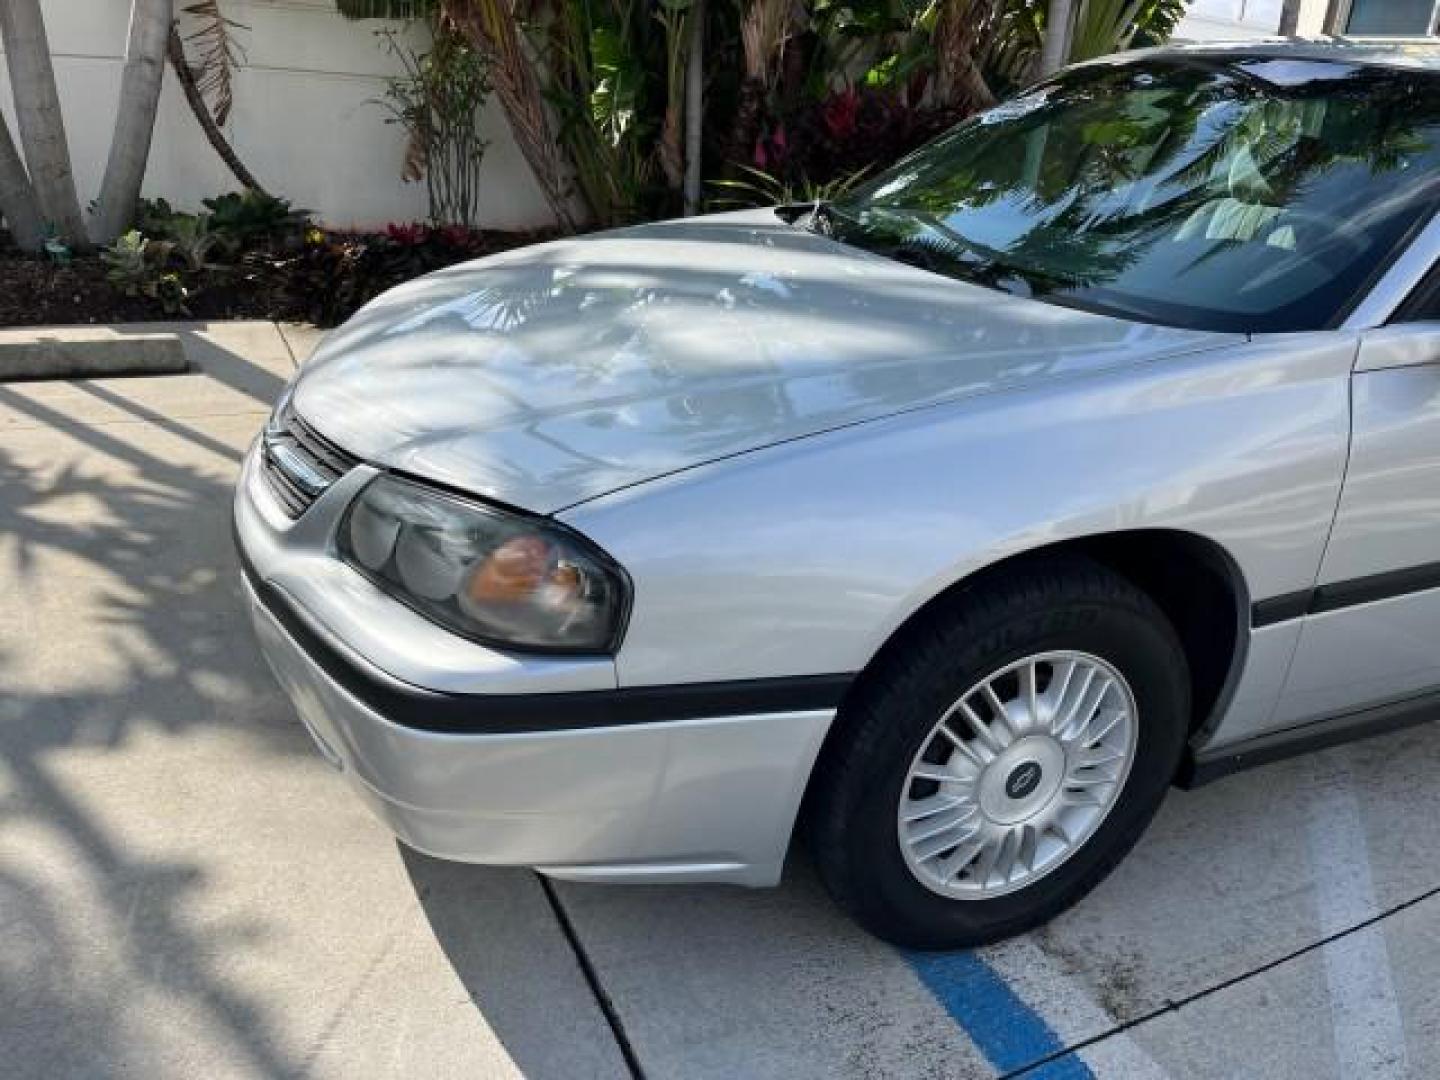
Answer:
(810, 555, 1190, 950)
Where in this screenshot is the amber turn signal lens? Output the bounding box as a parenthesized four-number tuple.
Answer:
(467, 535, 552, 603)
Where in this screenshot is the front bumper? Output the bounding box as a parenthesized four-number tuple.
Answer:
(236, 441, 835, 886)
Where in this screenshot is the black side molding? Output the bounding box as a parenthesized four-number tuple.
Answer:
(1312, 562, 1440, 615)
(1252, 560, 1440, 628)
(237, 541, 852, 734)
(1251, 589, 1310, 628)
(1179, 689, 1440, 788)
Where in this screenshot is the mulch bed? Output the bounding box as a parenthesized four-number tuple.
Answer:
(0, 254, 293, 327)
(0, 227, 550, 329)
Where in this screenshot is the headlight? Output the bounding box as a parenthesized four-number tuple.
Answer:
(337, 475, 629, 653)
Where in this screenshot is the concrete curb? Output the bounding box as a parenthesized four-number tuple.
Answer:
(0, 320, 326, 382)
(0, 326, 188, 381)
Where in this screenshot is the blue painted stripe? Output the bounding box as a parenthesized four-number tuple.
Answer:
(905, 949, 1094, 1079)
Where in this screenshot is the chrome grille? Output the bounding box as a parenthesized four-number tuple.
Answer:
(261, 400, 359, 518)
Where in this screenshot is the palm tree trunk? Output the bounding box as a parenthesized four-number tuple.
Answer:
(1038, 0, 1074, 77)
(166, 25, 267, 194)
(94, 0, 175, 243)
(683, 0, 704, 215)
(933, 0, 998, 113)
(728, 77, 765, 176)
(1279, 0, 1302, 34)
(0, 0, 89, 247)
(0, 114, 45, 251)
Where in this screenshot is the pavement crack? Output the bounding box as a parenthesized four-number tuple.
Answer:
(1001, 881, 1440, 1078)
(276, 322, 302, 371)
(300, 918, 408, 1076)
(536, 873, 647, 1080)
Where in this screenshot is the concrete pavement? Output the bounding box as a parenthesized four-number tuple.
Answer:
(1, 321, 1436, 1079)
(0, 323, 626, 1079)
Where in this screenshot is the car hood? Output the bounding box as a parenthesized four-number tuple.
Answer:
(294, 210, 1237, 513)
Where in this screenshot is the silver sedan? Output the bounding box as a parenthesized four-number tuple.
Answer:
(236, 42, 1440, 947)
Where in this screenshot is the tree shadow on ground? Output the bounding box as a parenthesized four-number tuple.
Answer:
(0, 347, 315, 1078)
(0, 334, 636, 1079)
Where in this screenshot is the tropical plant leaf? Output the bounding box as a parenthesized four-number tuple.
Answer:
(589, 24, 642, 148)
(1130, 0, 1189, 48)
(401, 127, 430, 182)
(445, 0, 578, 230)
(181, 1, 249, 125)
(1069, 0, 1181, 62)
(708, 162, 872, 208)
(740, 0, 798, 87)
(334, 0, 437, 18)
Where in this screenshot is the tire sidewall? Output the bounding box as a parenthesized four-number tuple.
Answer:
(843, 594, 1188, 948)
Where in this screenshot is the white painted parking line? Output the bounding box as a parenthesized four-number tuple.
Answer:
(1077, 890, 1440, 1078)
(1305, 763, 1410, 1076)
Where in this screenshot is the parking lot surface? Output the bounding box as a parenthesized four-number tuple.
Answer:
(1, 322, 1435, 1078)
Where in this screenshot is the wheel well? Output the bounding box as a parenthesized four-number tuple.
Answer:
(795, 530, 1247, 844)
(1065, 531, 1246, 734)
(857, 530, 1248, 737)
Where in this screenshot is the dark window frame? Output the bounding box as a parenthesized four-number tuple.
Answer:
(1393, 257, 1440, 321)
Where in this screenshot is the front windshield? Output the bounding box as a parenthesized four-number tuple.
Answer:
(819, 57, 1440, 333)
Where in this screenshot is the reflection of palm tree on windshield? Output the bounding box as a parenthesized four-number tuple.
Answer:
(821, 58, 1440, 332)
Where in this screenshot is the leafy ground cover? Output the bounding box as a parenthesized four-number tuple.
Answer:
(2, 204, 548, 329)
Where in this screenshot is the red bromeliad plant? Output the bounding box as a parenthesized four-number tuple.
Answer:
(385, 221, 430, 245)
(820, 85, 860, 140)
(744, 85, 962, 203)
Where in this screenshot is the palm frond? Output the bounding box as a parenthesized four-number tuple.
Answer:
(181, 1, 249, 125)
(741, 0, 799, 86)
(1069, 0, 1184, 61)
(1130, 0, 1189, 48)
(445, 0, 578, 229)
(1069, 0, 1146, 62)
(334, 0, 437, 18)
(708, 163, 871, 209)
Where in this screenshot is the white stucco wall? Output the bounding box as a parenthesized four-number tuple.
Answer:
(1175, 0, 1334, 40)
(1175, 0, 1288, 40)
(1294, 0, 1331, 35)
(0, 0, 554, 231)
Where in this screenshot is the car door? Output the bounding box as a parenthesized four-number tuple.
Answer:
(1274, 264, 1440, 726)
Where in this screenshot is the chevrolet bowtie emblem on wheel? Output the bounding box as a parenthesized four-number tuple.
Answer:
(1005, 762, 1043, 800)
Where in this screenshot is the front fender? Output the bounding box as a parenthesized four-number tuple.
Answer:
(564, 333, 1357, 689)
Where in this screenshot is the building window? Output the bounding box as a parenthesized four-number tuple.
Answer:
(1344, 0, 1438, 36)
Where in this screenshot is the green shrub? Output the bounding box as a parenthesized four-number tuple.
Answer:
(202, 191, 311, 253)
(135, 200, 221, 271)
(100, 230, 190, 315)
(165, 213, 221, 272)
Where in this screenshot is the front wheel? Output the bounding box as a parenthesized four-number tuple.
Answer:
(810, 557, 1190, 949)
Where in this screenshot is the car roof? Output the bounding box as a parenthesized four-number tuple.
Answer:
(1099, 37, 1440, 78)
